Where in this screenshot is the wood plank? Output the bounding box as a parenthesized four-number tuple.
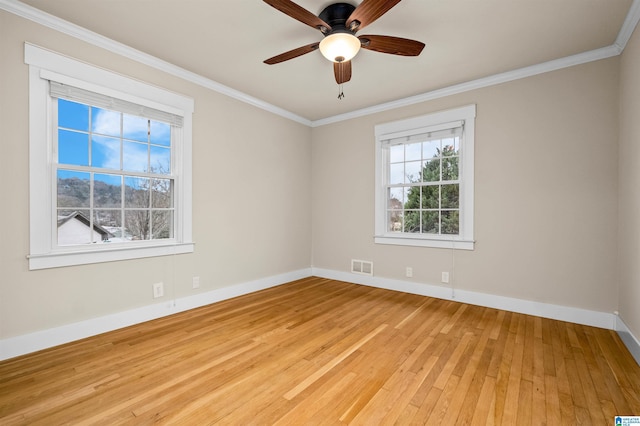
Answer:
(283, 323, 387, 400)
(470, 375, 496, 426)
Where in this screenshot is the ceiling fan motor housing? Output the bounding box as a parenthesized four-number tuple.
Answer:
(319, 2, 357, 34)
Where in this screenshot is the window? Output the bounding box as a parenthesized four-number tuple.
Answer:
(25, 43, 194, 269)
(375, 105, 475, 249)
(53, 86, 178, 246)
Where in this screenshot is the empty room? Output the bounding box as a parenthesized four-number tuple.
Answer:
(1, 0, 640, 424)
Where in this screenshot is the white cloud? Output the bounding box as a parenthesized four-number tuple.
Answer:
(91, 109, 170, 173)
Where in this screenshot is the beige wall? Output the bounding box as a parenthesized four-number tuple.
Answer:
(619, 23, 640, 338)
(311, 58, 620, 313)
(0, 11, 312, 339)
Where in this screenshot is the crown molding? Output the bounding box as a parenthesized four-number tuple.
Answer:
(616, 0, 640, 50)
(0, 0, 312, 127)
(1, 0, 638, 128)
(311, 44, 622, 127)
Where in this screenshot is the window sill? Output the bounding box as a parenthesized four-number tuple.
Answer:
(374, 235, 474, 250)
(28, 242, 195, 270)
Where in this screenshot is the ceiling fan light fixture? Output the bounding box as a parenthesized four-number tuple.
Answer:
(319, 32, 361, 63)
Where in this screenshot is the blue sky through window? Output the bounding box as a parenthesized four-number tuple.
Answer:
(57, 99, 171, 182)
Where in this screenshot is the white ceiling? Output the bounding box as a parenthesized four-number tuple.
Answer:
(10, 0, 638, 122)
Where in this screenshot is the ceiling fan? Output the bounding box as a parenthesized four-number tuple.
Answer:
(263, 0, 425, 96)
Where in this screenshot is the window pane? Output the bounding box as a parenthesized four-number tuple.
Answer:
(389, 163, 404, 185)
(151, 178, 173, 208)
(423, 140, 440, 159)
(150, 121, 171, 146)
(405, 142, 421, 161)
(92, 107, 121, 137)
(404, 210, 421, 233)
(388, 187, 404, 209)
(387, 210, 403, 232)
(123, 114, 149, 142)
(421, 186, 439, 209)
(91, 136, 121, 170)
(150, 145, 171, 174)
(58, 130, 89, 166)
(58, 99, 89, 131)
(97, 213, 128, 241)
(94, 174, 122, 208)
(57, 210, 92, 246)
(389, 144, 404, 163)
(94, 209, 121, 228)
(405, 161, 421, 183)
(123, 141, 149, 173)
(152, 210, 173, 239)
(57, 170, 90, 208)
(422, 159, 440, 182)
(125, 210, 150, 240)
(125, 177, 150, 208)
(404, 186, 420, 209)
(421, 211, 439, 234)
(441, 184, 459, 209)
(442, 137, 459, 153)
(442, 156, 458, 181)
(93, 210, 120, 242)
(441, 210, 459, 235)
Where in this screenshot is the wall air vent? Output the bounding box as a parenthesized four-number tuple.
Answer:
(351, 259, 373, 276)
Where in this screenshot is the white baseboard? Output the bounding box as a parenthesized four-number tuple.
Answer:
(616, 315, 640, 366)
(0, 268, 312, 361)
(311, 268, 616, 329)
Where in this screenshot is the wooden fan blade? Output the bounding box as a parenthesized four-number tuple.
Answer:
(263, 0, 331, 32)
(359, 35, 425, 56)
(264, 42, 320, 64)
(346, 0, 401, 31)
(334, 61, 352, 84)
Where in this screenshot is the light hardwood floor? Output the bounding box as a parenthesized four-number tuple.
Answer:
(1, 277, 639, 425)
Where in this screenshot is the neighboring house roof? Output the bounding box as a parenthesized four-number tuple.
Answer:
(57, 211, 113, 239)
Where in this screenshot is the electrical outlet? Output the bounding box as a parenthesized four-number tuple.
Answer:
(152, 282, 164, 298)
(192, 276, 200, 289)
(441, 272, 450, 284)
(406, 267, 413, 278)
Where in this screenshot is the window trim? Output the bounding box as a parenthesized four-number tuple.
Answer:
(374, 104, 476, 250)
(25, 43, 195, 270)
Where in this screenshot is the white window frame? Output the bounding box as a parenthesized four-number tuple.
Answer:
(25, 43, 195, 270)
(374, 104, 476, 250)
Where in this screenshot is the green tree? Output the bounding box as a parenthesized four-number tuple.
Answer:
(403, 145, 460, 234)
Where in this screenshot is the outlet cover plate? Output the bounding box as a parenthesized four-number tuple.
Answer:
(153, 282, 164, 298)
